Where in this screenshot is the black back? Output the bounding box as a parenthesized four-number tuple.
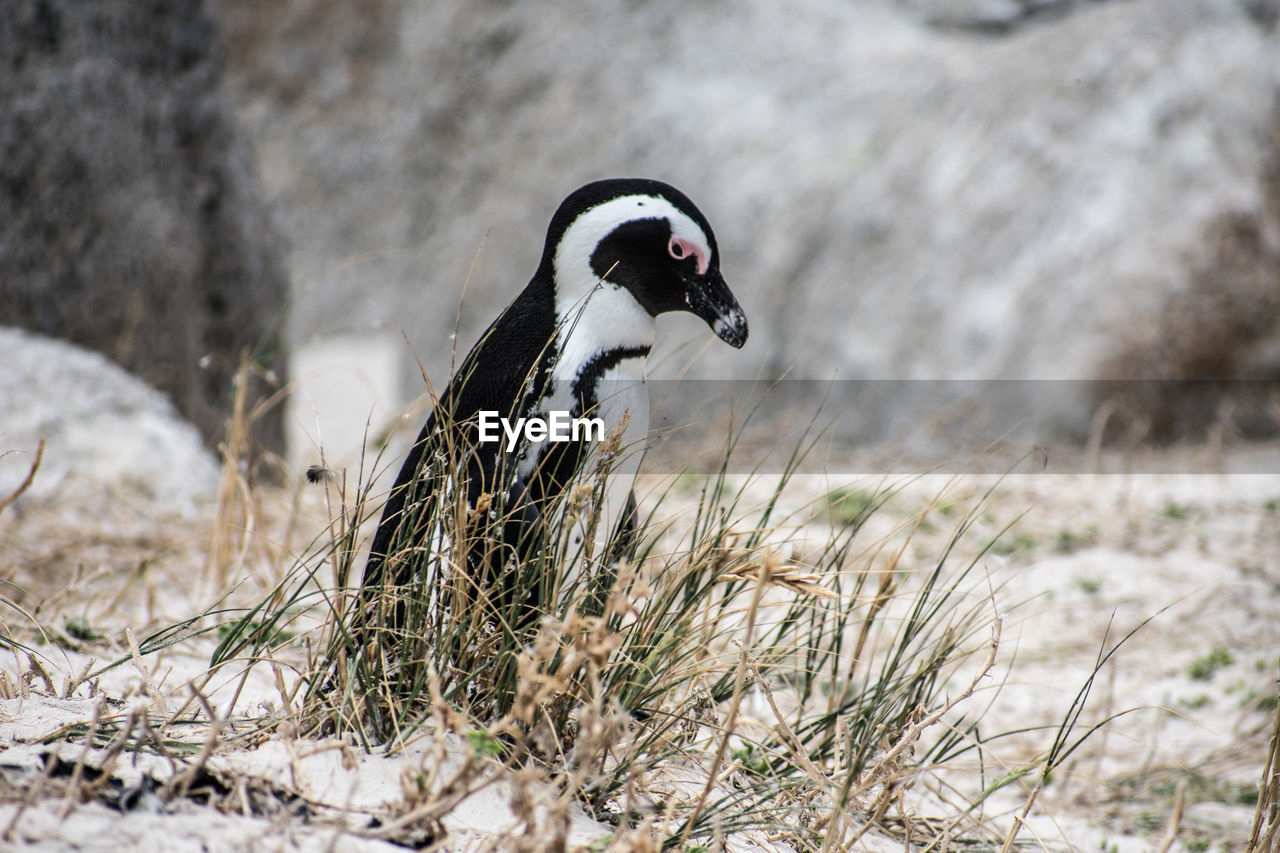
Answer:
(361, 275, 559, 594)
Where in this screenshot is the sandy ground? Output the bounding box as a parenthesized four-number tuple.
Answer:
(0, 445, 1276, 852)
(888, 466, 1278, 851)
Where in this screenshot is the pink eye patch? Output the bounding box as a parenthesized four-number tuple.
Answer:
(668, 236, 709, 275)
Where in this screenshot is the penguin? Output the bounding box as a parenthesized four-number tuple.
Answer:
(360, 178, 748, 631)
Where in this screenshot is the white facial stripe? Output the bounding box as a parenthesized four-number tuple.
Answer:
(552, 194, 712, 311)
(548, 193, 710, 382)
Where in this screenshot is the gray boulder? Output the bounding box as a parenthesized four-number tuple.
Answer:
(0, 0, 289, 456)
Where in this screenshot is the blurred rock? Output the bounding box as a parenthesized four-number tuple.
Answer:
(1093, 106, 1280, 444)
(0, 0, 289, 457)
(0, 327, 219, 514)
(898, 0, 1083, 33)
(212, 0, 1280, 445)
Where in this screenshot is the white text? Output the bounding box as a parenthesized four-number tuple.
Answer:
(477, 410, 605, 451)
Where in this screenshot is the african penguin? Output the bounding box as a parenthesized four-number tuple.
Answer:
(361, 178, 748, 626)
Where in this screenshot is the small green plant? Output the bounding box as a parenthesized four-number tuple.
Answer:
(730, 741, 771, 778)
(216, 620, 293, 647)
(1180, 694, 1211, 710)
(1189, 648, 1233, 681)
(992, 533, 1036, 556)
(1162, 501, 1197, 521)
(64, 614, 97, 642)
(1055, 526, 1097, 554)
(823, 486, 877, 525)
(1075, 577, 1102, 595)
(1235, 783, 1261, 806)
(466, 728, 503, 760)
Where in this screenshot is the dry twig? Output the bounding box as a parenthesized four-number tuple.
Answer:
(0, 438, 44, 518)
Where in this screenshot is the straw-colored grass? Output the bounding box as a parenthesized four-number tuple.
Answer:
(209, 400, 1100, 850)
(8, 354, 1275, 850)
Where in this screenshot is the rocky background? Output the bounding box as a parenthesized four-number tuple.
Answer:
(209, 0, 1280, 452)
(4, 0, 1280, 467)
(0, 0, 288, 457)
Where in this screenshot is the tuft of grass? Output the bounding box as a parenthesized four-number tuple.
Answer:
(991, 532, 1036, 556)
(1248, 669, 1280, 850)
(207, 398, 1130, 849)
(466, 728, 504, 759)
(64, 615, 98, 642)
(1075, 577, 1102, 595)
(1161, 501, 1199, 522)
(1056, 525, 1098, 554)
(215, 620, 293, 647)
(822, 485, 879, 525)
(1188, 648, 1233, 681)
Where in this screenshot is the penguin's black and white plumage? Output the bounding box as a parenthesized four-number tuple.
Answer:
(361, 178, 748, 621)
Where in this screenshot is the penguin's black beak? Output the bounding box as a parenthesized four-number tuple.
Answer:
(685, 268, 748, 349)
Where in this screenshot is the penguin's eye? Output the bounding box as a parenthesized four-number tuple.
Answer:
(668, 236, 708, 274)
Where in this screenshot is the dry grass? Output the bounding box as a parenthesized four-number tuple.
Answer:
(207, 399, 1133, 850)
(3, 357, 1278, 851)
(1250, 695, 1280, 852)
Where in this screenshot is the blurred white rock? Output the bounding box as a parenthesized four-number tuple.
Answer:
(0, 326, 219, 516)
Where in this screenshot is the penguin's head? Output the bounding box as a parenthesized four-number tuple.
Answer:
(542, 178, 748, 349)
